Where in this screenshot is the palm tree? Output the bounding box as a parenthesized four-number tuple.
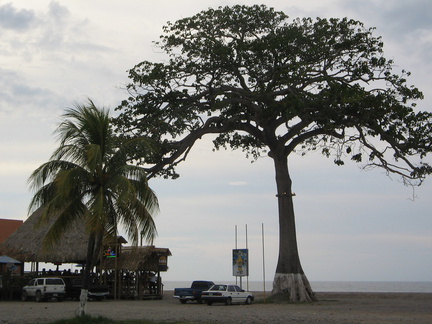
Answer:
(28, 99, 158, 315)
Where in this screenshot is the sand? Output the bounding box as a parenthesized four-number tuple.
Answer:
(1, 292, 431, 324)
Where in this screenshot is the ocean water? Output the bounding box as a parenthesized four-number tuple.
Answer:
(163, 280, 432, 293)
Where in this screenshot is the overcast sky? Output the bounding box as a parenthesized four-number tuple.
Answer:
(1, 0, 431, 285)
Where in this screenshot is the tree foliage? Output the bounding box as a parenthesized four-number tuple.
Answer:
(116, 5, 431, 183)
(114, 5, 432, 300)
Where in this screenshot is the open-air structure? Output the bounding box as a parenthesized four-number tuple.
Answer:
(0, 208, 171, 299)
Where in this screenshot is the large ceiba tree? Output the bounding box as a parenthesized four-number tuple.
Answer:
(114, 5, 432, 301)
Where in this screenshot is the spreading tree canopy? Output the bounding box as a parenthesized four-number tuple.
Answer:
(114, 5, 432, 301)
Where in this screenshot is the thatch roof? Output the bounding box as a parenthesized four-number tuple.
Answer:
(101, 246, 171, 272)
(0, 208, 170, 272)
(0, 207, 89, 263)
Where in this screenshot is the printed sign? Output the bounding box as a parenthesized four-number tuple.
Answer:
(232, 249, 248, 276)
(158, 255, 168, 271)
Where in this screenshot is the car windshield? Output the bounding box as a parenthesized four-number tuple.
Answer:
(210, 285, 227, 291)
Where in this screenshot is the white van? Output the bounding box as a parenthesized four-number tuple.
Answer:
(22, 277, 66, 302)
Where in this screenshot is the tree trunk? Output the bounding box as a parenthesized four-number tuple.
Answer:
(91, 232, 103, 270)
(78, 232, 96, 316)
(271, 154, 316, 302)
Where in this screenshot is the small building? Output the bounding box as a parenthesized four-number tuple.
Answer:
(0, 219, 24, 277)
(0, 219, 23, 243)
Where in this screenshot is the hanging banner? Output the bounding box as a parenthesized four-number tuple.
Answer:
(232, 249, 248, 276)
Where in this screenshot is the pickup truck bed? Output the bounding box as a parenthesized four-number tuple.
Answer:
(65, 278, 109, 301)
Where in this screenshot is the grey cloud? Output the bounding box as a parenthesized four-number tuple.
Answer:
(336, 0, 432, 37)
(32, 2, 111, 58)
(48, 1, 71, 21)
(0, 2, 36, 31)
(333, 0, 432, 71)
(381, 0, 432, 32)
(0, 68, 62, 117)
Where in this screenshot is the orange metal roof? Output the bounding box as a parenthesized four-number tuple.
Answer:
(0, 219, 23, 243)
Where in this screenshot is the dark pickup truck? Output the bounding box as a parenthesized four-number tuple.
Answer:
(173, 280, 215, 304)
(66, 278, 109, 301)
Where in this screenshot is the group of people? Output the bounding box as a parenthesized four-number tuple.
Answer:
(38, 268, 160, 295)
(40, 268, 82, 276)
(149, 272, 158, 294)
(100, 269, 160, 294)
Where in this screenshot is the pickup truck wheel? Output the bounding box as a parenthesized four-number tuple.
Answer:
(225, 297, 232, 306)
(180, 299, 187, 304)
(21, 291, 28, 301)
(35, 291, 43, 302)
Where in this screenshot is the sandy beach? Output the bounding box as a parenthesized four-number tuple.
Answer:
(1, 292, 431, 324)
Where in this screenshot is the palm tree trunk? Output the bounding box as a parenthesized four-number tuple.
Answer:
(78, 232, 96, 316)
(271, 154, 316, 302)
(91, 232, 103, 270)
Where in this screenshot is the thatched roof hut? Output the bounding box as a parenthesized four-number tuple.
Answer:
(101, 246, 171, 272)
(0, 208, 89, 263)
(0, 208, 171, 274)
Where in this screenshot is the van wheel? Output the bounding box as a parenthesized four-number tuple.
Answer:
(35, 291, 43, 302)
(21, 291, 28, 301)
